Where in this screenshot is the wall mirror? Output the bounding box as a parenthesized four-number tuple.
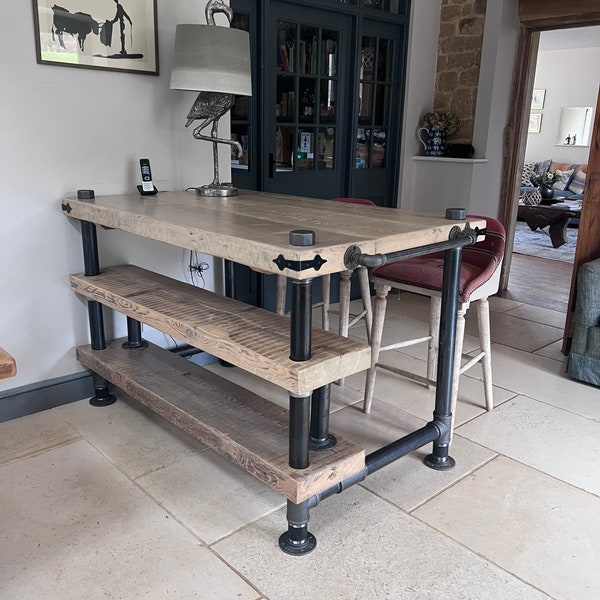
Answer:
(555, 106, 594, 146)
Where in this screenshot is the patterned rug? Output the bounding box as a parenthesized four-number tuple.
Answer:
(513, 220, 577, 262)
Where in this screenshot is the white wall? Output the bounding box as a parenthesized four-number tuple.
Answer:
(401, 0, 520, 219)
(0, 1, 223, 391)
(1, 0, 524, 394)
(524, 46, 600, 165)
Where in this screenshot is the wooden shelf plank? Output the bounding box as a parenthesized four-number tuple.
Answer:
(77, 340, 365, 503)
(70, 265, 371, 395)
(0, 347, 16, 379)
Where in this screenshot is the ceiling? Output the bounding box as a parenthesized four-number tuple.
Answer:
(539, 26, 600, 51)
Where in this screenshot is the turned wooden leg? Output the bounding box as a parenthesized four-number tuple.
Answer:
(276, 275, 287, 315)
(476, 298, 494, 411)
(363, 281, 391, 414)
(449, 302, 468, 436)
(338, 270, 352, 338)
(427, 296, 441, 389)
(357, 266, 373, 341)
(322, 274, 331, 331)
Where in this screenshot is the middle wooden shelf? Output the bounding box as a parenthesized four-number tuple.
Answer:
(70, 264, 371, 396)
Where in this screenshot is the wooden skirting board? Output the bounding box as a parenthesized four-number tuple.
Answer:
(77, 340, 366, 504)
(70, 265, 371, 396)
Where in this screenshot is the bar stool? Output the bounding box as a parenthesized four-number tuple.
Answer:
(363, 216, 506, 420)
(276, 198, 375, 343)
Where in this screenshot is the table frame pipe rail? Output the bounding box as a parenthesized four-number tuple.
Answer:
(343, 223, 484, 271)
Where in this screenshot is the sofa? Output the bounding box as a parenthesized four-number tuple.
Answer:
(520, 159, 587, 203)
(568, 257, 600, 387)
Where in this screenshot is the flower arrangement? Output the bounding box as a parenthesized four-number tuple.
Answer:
(419, 111, 460, 135)
(532, 169, 560, 188)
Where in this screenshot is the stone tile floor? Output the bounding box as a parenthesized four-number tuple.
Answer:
(1, 293, 598, 599)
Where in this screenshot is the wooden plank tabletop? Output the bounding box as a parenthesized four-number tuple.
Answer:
(62, 190, 486, 279)
(0, 347, 16, 379)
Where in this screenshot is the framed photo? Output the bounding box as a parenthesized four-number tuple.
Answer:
(32, 0, 158, 75)
(531, 89, 545, 110)
(528, 113, 542, 133)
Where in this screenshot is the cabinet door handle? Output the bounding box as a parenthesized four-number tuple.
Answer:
(268, 153, 274, 179)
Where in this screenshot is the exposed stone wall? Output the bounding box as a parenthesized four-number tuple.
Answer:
(434, 0, 487, 143)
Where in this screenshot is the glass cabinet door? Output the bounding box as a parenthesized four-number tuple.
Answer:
(350, 18, 406, 206)
(230, 3, 258, 191)
(265, 3, 352, 199)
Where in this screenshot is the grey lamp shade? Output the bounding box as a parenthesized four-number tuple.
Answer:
(170, 24, 252, 96)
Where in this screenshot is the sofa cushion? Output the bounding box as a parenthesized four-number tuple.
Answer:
(568, 168, 587, 195)
(552, 168, 575, 190)
(521, 162, 537, 186)
(536, 159, 552, 173)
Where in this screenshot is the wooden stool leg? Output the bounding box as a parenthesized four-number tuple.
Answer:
(476, 298, 494, 411)
(427, 296, 441, 389)
(357, 266, 373, 341)
(336, 270, 352, 386)
(449, 303, 467, 435)
(276, 275, 287, 316)
(322, 274, 331, 331)
(338, 270, 352, 338)
(363, 282, 391, 414)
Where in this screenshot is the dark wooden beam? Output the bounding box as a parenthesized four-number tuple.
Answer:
(519, 0, 600, 28)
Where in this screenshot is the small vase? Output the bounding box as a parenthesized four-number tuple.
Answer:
(417, 127, 446, 157)
(540, 185, 554, 200)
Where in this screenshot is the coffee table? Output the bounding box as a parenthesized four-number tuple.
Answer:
(517, 202, 581, 248)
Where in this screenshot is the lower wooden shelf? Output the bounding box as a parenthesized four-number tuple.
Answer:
(77, 339, 366, 504)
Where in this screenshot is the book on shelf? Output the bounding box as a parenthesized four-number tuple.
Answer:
(280, 44, 290, 72)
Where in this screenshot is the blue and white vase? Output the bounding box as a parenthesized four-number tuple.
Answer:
(417, 127, 446, 157)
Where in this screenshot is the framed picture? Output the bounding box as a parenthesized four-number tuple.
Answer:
(531, 89, 546, 110)
(32, 0, 159, 75)
(528, 113, 542, 133)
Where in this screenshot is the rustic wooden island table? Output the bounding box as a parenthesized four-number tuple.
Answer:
(62, 189, 485, 555)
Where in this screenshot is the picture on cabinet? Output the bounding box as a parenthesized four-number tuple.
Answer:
(32, 0, 158, 74)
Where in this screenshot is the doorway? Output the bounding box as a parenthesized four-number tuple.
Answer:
(505, 28, 596, 312)
(499, 4, 600, 350)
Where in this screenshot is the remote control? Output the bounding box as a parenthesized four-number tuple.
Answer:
(139, 158, 154, 192)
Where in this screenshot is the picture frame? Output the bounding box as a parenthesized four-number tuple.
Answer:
(531, 89, 546, 110)
(32, 0, 159, 75)
(528, 113, 542, 133)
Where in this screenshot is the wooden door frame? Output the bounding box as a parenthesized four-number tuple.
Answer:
(498, 2, 600, 352)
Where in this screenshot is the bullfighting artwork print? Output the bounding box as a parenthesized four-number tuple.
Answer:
(33, 0, 158, 74)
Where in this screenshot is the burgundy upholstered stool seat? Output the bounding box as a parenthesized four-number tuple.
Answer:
(363, 216, 506, 423)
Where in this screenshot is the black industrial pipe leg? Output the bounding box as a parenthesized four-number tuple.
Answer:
(280, 276, 317, 555)
(310, 385, 336, 450)
(279, 499, 317, 555)
(424, 244, 462, 471)
(122, 316, 148, 349)
(81, 218, 116, 407)
(289, 393, 311, 469)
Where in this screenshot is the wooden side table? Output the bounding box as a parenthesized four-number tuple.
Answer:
(0, 347, 16, 379)
(517, 203, 581, 248)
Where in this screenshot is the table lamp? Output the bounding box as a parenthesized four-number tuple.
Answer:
(170, 0, 251, 197)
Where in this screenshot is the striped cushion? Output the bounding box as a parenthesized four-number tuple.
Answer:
(568, 168, 587, 194)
